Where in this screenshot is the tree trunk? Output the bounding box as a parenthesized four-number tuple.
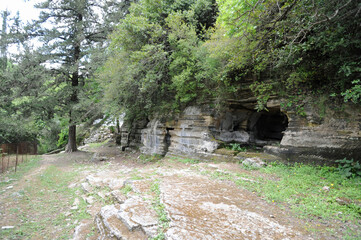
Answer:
(66, 124, 77, 152)
(65, 11, 82, 153)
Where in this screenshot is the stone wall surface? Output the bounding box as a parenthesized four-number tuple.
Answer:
(140, 120, 168, 156)
(266, 102, 361, 162)
(83, 116, 122, 145)
(120, 119, 148, 151)
(131, 99, 361, 162)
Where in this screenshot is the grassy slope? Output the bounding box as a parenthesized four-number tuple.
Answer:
(0, 157, 90, 240)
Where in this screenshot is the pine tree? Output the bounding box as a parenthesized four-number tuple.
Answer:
(0, 10, 9, 70)
(31, 0, 128, 152)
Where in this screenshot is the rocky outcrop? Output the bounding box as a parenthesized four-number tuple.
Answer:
(265, 101, 361, 162)
(95, 198, 158, 240)
(138, 99, 361, 162)
(73, 160, 319, 239)
(83, 116, 122, 144)
(140, 120, 168, 156)
(120, 119, 148, 151)
(167, 106, 219, 155)
(139, 103, 289, 157)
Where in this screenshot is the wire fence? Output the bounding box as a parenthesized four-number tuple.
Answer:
(0, 142, 37, 174)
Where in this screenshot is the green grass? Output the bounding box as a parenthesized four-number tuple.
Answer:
(257, 162, 361, 221)
(87, 139, 110, 148)
(129, 168, 145, 180)
(138, 154, 163, 164)
(1, 162, 91, 240)
(121, 184, 133, 196)
(150, 180, 169, 240)
(0, 156, 41, 189)
(169, 156, 200, 164)
(204, 161, 361, 238)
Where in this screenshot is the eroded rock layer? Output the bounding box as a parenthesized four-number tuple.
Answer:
(128, 99, 360, 162)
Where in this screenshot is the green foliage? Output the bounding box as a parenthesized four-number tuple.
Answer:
(205, 161, 361, 229)
(99, 0, 218, 123)
(342, 80, 361, 103)
(0, 111, 37, 144)
(57, 128, 69, 149)
(250, 81, 274, 111)
(226, 143, 247, 152)
(211, 0, 361, 109)
(0, 50, 49, 144)
(336, 158, 361, 178)
(56, 118, 70, 148)
(138, 154, 163, 164)
(109, 126, 115, 133)
(2, 0, 359, 149)
(37, 118, 63, 154)
(280, 95, 306, 117)
(121, 184, 133, 196)
(151, 180, 169, 240)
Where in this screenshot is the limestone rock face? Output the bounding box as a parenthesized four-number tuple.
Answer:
(139, 104, 287, 157)
(138, 99, 360, 162)
(84, 116, 121, 144)
(140, 120, 168, 156)
(139, 106, 221, 156)
(266, 102, 361, 162)
(120, 119, 148, 151)
(218, 130, 250, 143)
(168, 106, 219, 155)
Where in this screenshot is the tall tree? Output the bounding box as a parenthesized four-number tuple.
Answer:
(99, 0, 218, 123)
(0, 10, 9, 70)
(30, 0, 128, 152)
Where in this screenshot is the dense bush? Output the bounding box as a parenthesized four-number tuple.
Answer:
(100, 0, 360, 122)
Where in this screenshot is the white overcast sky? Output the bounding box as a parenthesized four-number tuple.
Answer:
(0, 0, 44, 55)
(0, 0, 42, 23)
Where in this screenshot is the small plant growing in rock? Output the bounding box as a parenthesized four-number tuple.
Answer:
(109, 126, 115, 133)
(121, 184, 133, 196)
(138, 154, 163, 164)
(336, 158, 361, 178)
(151, 180, 169, 240)
(228, 143, 247, 152)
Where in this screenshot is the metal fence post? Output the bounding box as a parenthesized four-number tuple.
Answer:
(15, 144, 19, 173)
(21, 145, 24, 163)
(7, 148, 10, 171)
(1, 152, 4, 173)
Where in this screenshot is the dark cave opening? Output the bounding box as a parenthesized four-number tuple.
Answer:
(254, 111, 289, 142)
(164, 127, 174, 153)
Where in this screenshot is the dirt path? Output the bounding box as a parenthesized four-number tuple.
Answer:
(0, 144, 346, 239)
(0, 151, 95, 239)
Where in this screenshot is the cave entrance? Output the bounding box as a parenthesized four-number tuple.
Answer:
(164, 127, 174, 153)
(253, 110, 288, 145)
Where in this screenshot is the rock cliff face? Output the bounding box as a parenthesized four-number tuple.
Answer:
(266, 101, 361, 162)
(121, 99, 360, 163)
(119, 119, 148, 151)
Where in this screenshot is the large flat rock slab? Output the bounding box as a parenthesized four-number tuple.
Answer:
(161, 174, 312, 240)
(95, 204, 148, 240)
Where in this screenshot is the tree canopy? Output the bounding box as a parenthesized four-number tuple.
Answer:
(99, 0, 360, 123)
(214, 0, 361, 108)
(99, 0, 218, 123)
(1, 0, 360, 150)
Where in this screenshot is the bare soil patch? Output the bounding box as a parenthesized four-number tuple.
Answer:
(1, 143, 359, 239)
